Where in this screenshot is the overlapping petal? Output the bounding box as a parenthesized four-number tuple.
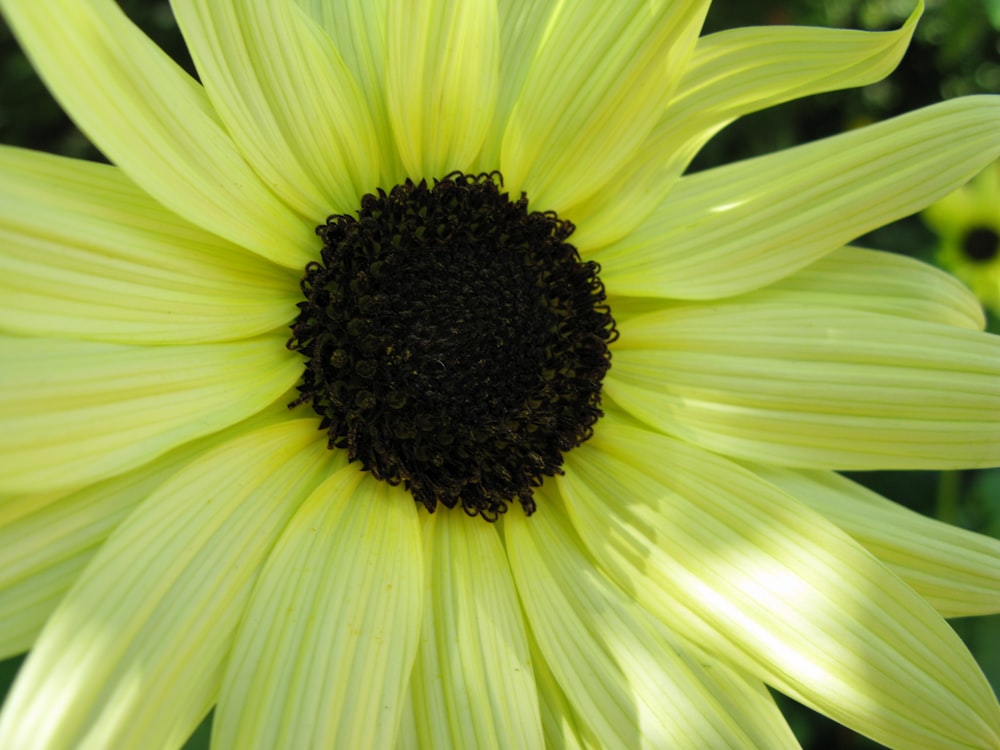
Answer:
(603, 242, 985, 329)
(0, 420, 335, 750)
(595, 96, 1000, 298)
(475, 0, 562, 171)
(386, 0, 499, 179)
(407, 511, 542, 749)
(752, 465, 1000, 617)
(527, 631, 603, 750)
(171, 0, 380, 219)
(0, 147, 297, 345)
(561, 422, 1000, 749)
(607, 304, 1000, 468)
(213, 469, 422, 750)
(0, 334, 300, 493)
(394, 697, 418, 750)
(0, 402, 296, 659)
(0, 477, 174, 663)
(507, 484, 800, 749)
(0, 2, 998, 749)
(0, 0, 316, 268)
(573, 3, 919, 249)
(295, 0, 406, 186)
(500, 1, 710, 211)
(735, 245, 986, 330)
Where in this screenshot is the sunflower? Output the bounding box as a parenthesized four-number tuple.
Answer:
(923, 158, 1000, 319)
(2, 1, 1000, 748)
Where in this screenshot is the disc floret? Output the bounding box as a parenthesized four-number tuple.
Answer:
(289, 173, 615, 520)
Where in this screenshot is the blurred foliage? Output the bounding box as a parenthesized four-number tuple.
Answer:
(1, 2, 998, 749)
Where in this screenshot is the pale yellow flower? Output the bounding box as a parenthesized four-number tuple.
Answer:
(924, 158, 1000, 317)
(1, 1, 1000, 748)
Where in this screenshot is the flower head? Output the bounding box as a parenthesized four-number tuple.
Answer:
(923, 158, 1000, 318)
(1, 1, 1000, 748)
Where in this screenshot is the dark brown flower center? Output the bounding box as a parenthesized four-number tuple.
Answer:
(962, 226, 999, 263)
(288, 172, 616, 520)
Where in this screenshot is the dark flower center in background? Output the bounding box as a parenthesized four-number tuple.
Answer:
(961, 226, 1000, 263)
(288, 172, 616, 520)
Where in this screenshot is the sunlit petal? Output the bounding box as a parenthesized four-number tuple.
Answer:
(0, 421, 334, 750)
(0, 0, 315, 267)
(172, 0, 380, 217)
(608, 304, 1000, 468)
(407, 511, 543, 749)
(213, 469, 422, 750)
(501, 1, 709, 211)
(507, 483, 799, 749)
(750, 465, 1000, 617)
(386, 0, 499, 178)
(573, 4, 919, 249)
(0, 404, 296, 658)
(596, 97, 1000, 298)
(561, 422, 1000, 749)
(0, 335, 300, 493)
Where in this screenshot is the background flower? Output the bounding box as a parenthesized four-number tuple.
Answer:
(923, 159, 1000, 321)
(0, 1, 999, 749)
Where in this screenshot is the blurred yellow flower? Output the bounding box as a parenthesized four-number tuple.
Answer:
(924, 158, 1000, 317)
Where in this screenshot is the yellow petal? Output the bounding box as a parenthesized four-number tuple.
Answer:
(573, 4, 919, 249)
(596, 96, 1000, 298)
(526, 629, 603, 750)
(561, 422, 1000, 749)
(0, 147, 297, 345)
(750, 465, 1000, 618)
(0, 0, 315, 267)
(0, 420, 335, 750)
(213, 469, 423, 750)
(298, 0, 407, 186)
(604, 241, 984, 331)
(0, 403, 297, 659)
(608, 305, 1000, 469)
(500, 1, 709, 211)
(0, 334, 301, 493)
(408, 511, 543, 749)
(735, 245, 986, 330)
(172, 0, 380, 217)
(474, 0, 562, 172)
(394, 692, 420, 750)
(507, 484, 799, 749)
(386, 0, 499, 178)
